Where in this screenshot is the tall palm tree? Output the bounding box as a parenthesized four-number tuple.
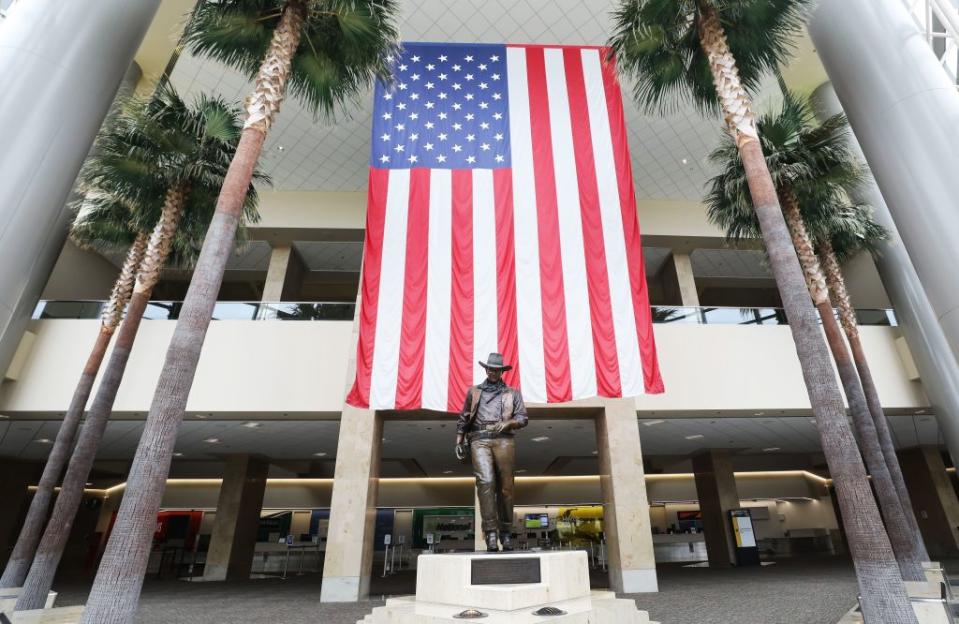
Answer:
(80, 3, 398, 622)
(14, 86, 261, 612)
(0, 202, 148, 590)
(815, 206, 931, 566)
(705, 92, 926, 581)
(609, 1, 915, 619)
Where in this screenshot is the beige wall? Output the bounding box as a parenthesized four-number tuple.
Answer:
(41, 242, 120, 301)
(0, 318, 927, 416)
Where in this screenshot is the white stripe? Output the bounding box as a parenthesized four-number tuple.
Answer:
(543, 48, 597, 400)
(581, 49, 645, 396)
(472, 169, 499, 385)
(421, 169, 453, 411)
(369, 169, 410, 409)
(506, 47, 547, 404)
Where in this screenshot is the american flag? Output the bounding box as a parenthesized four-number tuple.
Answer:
(347, 42, 663, 412)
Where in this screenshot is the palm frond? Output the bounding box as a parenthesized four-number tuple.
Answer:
(184, 0, 400, 118)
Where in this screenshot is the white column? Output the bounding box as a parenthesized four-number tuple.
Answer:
(594, 397, 658, 593)
(0, 0, 159, 374)
(809, 0, 959, 361)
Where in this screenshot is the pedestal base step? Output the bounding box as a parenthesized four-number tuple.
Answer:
(5, 606, 84, 624)
(356, 591, 657, 624)
(0, 590, 58, 615)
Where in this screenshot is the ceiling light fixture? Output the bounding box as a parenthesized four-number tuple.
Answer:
(642, 419, 665, 426)
(531, 436, 550, 442)
(753, 412, 765, 416)
(681, 158, 688, 165)
(34, 438, 52, 444)
(195, 414, 207, 420)
(442, 470, 453, 474)
(313, 452, 327, 457)
(203, 437, 220, 444)
(684, 434, 704, 440)
(276, 145, 285, 151)
(515, 469, 527, 474)
(763, 447, 781, 452)
(173, 452, 184, 457)
(242, 422, 262, 428)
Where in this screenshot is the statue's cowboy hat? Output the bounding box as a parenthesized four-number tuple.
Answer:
(478, 352, 513, 371)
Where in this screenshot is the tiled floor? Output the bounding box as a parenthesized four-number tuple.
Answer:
(46, 555, 859, 624)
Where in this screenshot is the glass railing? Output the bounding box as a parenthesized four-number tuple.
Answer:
(31, 300, 898, 327)
(32, 300, 356, 321)
(650, 306, 898, 327)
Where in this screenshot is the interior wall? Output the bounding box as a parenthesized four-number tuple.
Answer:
(41, 242, 119, 301)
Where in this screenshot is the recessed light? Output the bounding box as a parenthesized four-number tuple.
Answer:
(915, 409, 927, 414)
(0, 414, 8, 419)
(381, 438, 389, 443)
(313, 452, 327, 457)
(195, 414, 207, 420)
(85, 482, 93, 486)
(276, 145, 285, 151)
(684, 434, 704, 440)
(531, 436, 550, 442)
(203, 437, 220, 444)
(681, 158, 688, 165)
(442, 470, 453, 474)
(34, 438, 52, 444)
(242, 422, 261, 428)
(642, 419, 665, 426)
(515, 469, 527, 474)
(591, 450, 599, 455)
(754, 412, 765, 416)
(173, 452, 184, 457)
(763, 447, 781, 452)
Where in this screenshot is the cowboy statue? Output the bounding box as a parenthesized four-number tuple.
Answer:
(455, 352, 529, 551)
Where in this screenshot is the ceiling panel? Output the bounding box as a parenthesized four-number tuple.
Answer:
(168, 0, 783, 201)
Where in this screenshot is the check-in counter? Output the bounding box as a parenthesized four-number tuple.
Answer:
(652, 533, 707, 563)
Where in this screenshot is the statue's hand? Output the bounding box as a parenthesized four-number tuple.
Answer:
(455, 443, 468, 461)
(492, 420, 514, 434)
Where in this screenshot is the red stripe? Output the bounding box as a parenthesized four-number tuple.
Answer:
(447, 170, 475, 410)
(526, 47, 573, 403)
(563, 48, 622, 398)
(493, 169, 520, 391)
(347, 168, 391, 408)
(600, 52, 664, 394)
(394, 169, 430, 410)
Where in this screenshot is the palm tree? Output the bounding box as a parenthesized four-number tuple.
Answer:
(609, 1, 915, 619)
(80, 3, 398, 621)
(0, 202, 148, 590)
(14, 86, 261, 612)
(705, 92, 926, 581)
(815, 206, 931, 565)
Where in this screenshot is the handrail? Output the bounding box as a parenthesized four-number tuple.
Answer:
(30, 300, 899, 327)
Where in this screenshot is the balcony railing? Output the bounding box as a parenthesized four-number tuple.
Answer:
(31, 300, 898, 327)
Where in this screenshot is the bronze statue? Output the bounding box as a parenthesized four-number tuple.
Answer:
(455, 352, 528, 551)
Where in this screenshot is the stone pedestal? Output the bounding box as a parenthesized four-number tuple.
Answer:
(0, 587, 57, 614)
(357, 551, 656, 623)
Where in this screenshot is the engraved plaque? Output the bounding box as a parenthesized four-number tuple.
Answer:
(470, 557, 541, 585)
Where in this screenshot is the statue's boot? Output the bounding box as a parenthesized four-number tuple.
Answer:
(485, 531, 499, 552)
(500, 533, 514, 551)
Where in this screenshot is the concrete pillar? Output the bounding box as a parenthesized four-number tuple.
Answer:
(261, 244, 306, 302)
(661, 252, 699, 307)
(594, 398, 657, 593)
(810, 82, 959, 466)
(0, 0, 160, 375)
(692, 450, 740, 567)
(203, 455, 269, 581)
(0, 459, 42, 567)
(809, 0, 959, 362)
(320, 406, 382, 602)
(899, 446, 959, 558)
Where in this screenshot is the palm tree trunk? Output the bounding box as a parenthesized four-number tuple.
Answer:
(780, 189, 924, 581)
(15, 187, 186, 612)
(697, 5, 916, 621)
(818, 237, 929, 562)
(0, 232, 146, 589)
(80, 5, 306, 623)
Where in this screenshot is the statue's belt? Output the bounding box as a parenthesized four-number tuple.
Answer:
(467, 428, 514, 441)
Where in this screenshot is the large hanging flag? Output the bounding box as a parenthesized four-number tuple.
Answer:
(347, 42, 664, 412)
